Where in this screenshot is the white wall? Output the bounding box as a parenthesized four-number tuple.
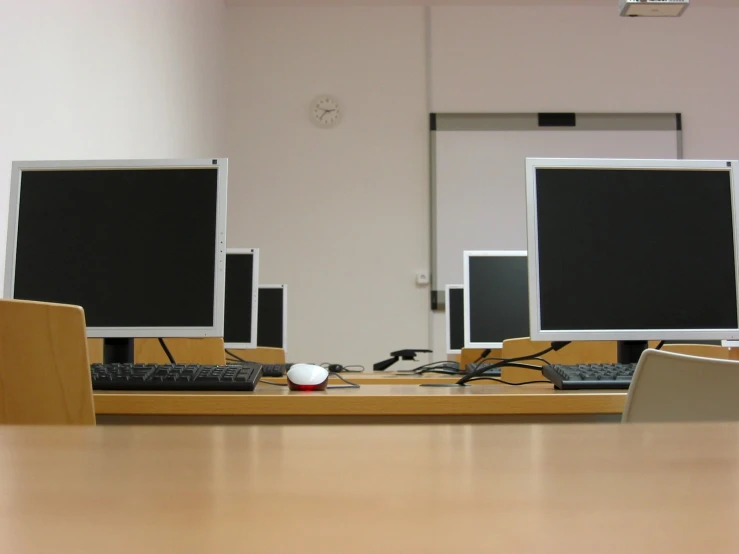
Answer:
(0, 0, 226, 291)
(5, 2, 738, 366)
(225, 7, 429, 368)
(429, 6, 739, 359)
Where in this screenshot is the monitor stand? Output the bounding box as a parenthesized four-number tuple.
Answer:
(103, 338, 135, 364)
(617, 340, 648, 365)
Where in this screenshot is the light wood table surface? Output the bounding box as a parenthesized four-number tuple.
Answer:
(2, 422, 739, 553)
(94, 383, 626, 424)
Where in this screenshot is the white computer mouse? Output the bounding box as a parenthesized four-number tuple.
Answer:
(286, 363, 329, 391)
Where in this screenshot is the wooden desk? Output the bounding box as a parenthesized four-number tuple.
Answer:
(3, 423, 739, 553)
(94, 384, 625, 424)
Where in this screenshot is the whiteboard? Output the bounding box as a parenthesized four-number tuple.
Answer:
(431, 113, 681, 308)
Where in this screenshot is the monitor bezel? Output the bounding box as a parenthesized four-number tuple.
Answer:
(4, 158, 229, 338)
(463, 250, 528, 349)
(445, 284, 463, 355)
(526, 157, 739, 342)
(223, 248, 260, 349)
(257, 284, 288, 353)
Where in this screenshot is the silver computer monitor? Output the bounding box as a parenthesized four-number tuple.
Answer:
(526, 157, 739, 362)
(224, 248, 260, 349)
(445, 284, 464, 354)
(5, 159, 228, 349)
(258, 284, 288, 352)
(463, 251, 529, 349)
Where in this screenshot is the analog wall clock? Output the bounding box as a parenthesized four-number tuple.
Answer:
(310, 95, 342, 128)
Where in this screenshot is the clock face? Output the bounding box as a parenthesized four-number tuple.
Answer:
(311, 96, 342, 128)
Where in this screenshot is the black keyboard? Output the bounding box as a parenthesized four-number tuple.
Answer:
(91, 363, 262, 391)
(542, 363, 636, 390)
(261, 363, 291, 378)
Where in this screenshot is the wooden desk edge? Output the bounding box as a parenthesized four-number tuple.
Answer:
(93, 390, 626, 416)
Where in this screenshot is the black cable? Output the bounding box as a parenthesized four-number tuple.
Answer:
(321, 363, 365, 373)
(456, 342, 570, 386)
(418, 368, 465, 375)
(158, 338, 176, 364)
(470, 360, 544, 372)
(655, 341, 665, 350)
(470, 348, 491, 365)
(396, 360, 460, 373)
(464, 377, 551, 385)
(456, 347, 552, 385)
(417, 363, 464, 374)
(474, 356, 551, 367)
(225, 349, 248, 363)
(327, 372, 360, 389)
(261, 380, 288, 387)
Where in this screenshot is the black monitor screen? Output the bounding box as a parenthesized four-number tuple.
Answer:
(448, 287, 464, 351)
(468, 255, 529, 344)
(12, 168, 219, 328)
(535, 167, 738, 331)
(224, 253, 256, 344)
(258, 287, 285, 349)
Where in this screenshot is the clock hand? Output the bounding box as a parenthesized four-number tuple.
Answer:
(320, 109, 336, 121)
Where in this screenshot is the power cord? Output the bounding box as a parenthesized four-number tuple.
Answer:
(158, 338, 176, 364)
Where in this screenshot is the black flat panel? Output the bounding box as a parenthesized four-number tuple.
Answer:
(258, 287, 284, 349)
(468, 256, 529, 344)
(535, 167, 738, 332)
(448, 287, 464, 351)
(13, 168, 218, 327)
(224, 253, 256, 343)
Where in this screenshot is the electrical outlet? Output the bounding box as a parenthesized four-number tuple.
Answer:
(416, 270, 430, 286)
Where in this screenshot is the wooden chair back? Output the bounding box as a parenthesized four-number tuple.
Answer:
(0, 299, 95, 424)
(135, 338, 226, 365)
(226, 347, 286, 365)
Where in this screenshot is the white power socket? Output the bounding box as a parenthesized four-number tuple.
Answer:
(415, 270, 430, 286)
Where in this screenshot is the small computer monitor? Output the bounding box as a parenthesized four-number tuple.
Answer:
(526, 157, 739, 363)
(4, 159, 228, 362)
(445, 284, 464, 354)
(463, 251, 529, 349)
(257, 285, 288, 351)
(223, 248, 260, 349)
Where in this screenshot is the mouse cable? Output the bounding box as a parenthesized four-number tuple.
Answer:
(655, 341, 665, 350)
(463, 377, 551, 386)
(260, 380, 288, 387)
(327, 372, 360, 389)
(158, 338, 177, 364)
